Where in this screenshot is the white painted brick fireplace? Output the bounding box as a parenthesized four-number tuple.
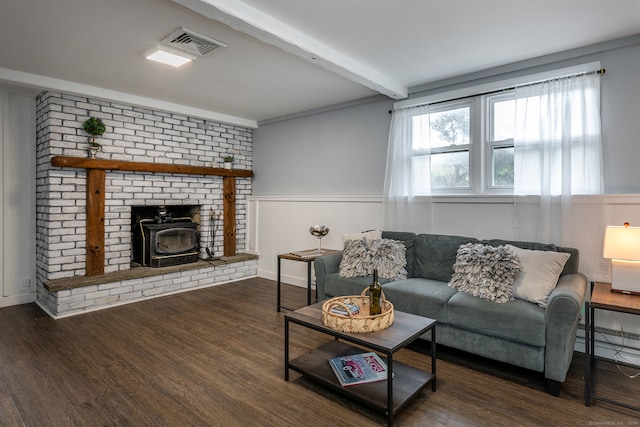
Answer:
(35, 91, 257, 317)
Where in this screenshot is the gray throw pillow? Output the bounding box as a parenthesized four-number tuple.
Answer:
(339, 238, 407, 280)
(369, 238, 407, 280)
(448, 243, 521, 303)
(339, 238, 372, 278)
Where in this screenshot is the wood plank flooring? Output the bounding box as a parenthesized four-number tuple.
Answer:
(1, 277, 639, 426)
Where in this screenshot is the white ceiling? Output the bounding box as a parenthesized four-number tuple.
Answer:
(1, 0, 639, 127)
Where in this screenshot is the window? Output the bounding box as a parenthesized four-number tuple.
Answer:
(388, 63, 603, 199)
(412, 102, 471, 193)
(385, 63, 603, 233)
(410, 96, 512, 194)
(487, 94, 515, 189)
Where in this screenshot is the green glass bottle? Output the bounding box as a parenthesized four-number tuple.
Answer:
(369, 268, 382, 315)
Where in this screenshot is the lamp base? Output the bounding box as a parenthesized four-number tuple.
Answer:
(611, 259, 640, 295)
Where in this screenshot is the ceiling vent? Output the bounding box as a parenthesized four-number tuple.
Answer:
(160, 28, 227, 57)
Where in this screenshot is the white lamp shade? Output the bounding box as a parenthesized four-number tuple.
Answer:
(603, 225, 640, 261)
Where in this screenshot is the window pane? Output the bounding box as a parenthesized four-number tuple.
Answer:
(412, 114, 431, 150)
(412, 155, 430, 195)
(431, 151, 469, 189)
(492, 99, 515, 141)
(429, 107, 470, 148)
(492, 146, 514, 186)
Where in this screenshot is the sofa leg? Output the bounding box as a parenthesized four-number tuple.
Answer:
(547, 379, 561, 397)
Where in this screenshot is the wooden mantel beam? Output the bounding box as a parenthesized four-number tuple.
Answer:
(51, 156, 253, 178)
(51, 156, 253, 276)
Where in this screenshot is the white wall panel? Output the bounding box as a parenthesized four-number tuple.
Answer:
(0, 91, 36, 307)
(251, 195, 640, 354)
(252, 196, 382, 286)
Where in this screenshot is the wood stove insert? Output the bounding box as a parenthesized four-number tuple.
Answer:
(132, 205, 200, 268)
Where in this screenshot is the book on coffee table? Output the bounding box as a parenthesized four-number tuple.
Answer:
(328, 352, 388, 387)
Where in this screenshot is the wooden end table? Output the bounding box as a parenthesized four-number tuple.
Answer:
(284, 303, 436, 426)
(585, 281, 640, 411)
(276, 249, 339, 312)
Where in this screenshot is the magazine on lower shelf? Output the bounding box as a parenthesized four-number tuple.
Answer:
(328, 352, 388, 387)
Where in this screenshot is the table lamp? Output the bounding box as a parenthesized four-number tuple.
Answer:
(603, 222, 640, 294)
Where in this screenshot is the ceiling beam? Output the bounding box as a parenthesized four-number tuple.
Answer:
(172, 0, 408, 100)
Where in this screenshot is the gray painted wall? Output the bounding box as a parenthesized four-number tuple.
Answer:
(253, 98, 393, 196)
(254, 37, 640, 196)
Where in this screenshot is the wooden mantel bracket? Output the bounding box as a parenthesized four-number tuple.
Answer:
(51, 156, 253, 276)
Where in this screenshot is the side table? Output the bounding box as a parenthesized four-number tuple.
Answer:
(585, 281, 640, 411)
(277, 249, 339, 312)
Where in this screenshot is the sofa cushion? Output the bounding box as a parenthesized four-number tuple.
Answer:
(448, 243, 521, 303)
(447, 291, 547, 347)
(506, 245, 570, 307)
(382, 278, 457, 323)
(338, 238, 407, 280)
(413, 234, 479, 281)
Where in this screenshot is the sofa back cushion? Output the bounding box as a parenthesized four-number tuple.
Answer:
(481, 239, 579, 276)
(413, 234, 479, 281)
(382, 231, 417, 276)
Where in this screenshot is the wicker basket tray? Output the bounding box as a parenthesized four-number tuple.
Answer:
(321, 288, 394, 333)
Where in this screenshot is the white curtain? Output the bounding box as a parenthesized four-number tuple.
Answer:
(383, 105, 433, 231)
(513, 72, 605, 279)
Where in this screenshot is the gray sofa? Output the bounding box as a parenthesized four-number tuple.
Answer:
(314, 231, 587, 396)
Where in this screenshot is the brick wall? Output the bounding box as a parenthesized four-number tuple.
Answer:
(35, 91, 256, 316)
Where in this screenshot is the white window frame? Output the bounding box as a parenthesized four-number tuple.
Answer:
(416, 100, 474, 194)
(396, 61, 601, 196)
(485, 92, 515, 193)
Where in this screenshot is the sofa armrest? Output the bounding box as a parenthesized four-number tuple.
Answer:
(544, 272, 587, 383)
(314, 252, 342, 301)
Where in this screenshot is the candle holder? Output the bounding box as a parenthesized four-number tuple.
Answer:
(310, 225, 330, 253)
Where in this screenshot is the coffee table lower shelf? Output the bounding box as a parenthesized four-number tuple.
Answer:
(288, 339, 433, 416)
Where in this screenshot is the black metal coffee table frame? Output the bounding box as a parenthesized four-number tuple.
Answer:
(284, 302, 436, 427)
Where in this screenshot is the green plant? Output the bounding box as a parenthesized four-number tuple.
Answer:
(223, 155, 235, 162)
(83, 117, 106, 148)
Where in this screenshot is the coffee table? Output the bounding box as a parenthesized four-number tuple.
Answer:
(284, 302, 436, 427)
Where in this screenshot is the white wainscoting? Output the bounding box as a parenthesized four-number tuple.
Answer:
(248, 196, 384, 287)
(249, 194, 640, 360)
(0, 91, 36, 308)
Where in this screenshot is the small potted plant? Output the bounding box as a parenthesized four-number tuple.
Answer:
(223, 155, 235, 169)
(83, 117, 106, 158)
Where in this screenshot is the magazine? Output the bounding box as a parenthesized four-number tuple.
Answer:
(329, 302, 360, 316)
(328, 352, 388, 387)
(290, 249, 324, 258)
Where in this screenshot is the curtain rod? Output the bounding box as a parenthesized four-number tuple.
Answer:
(390, 67, 605, 114)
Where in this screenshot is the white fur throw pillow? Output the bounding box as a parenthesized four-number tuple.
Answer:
(448, 243, 521, 303)
(505, 245, 570, 307)
(339, 238, 407, 280)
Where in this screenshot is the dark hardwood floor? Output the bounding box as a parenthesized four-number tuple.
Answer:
(1, 277, 639, 426)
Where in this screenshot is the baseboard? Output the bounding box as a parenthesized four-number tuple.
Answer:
(575, 327, 640, 366)
(258, 269, 314, 289)
(0, 293, 36, 308)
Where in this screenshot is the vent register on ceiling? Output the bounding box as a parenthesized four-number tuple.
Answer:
(160, 27, 228, 58)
